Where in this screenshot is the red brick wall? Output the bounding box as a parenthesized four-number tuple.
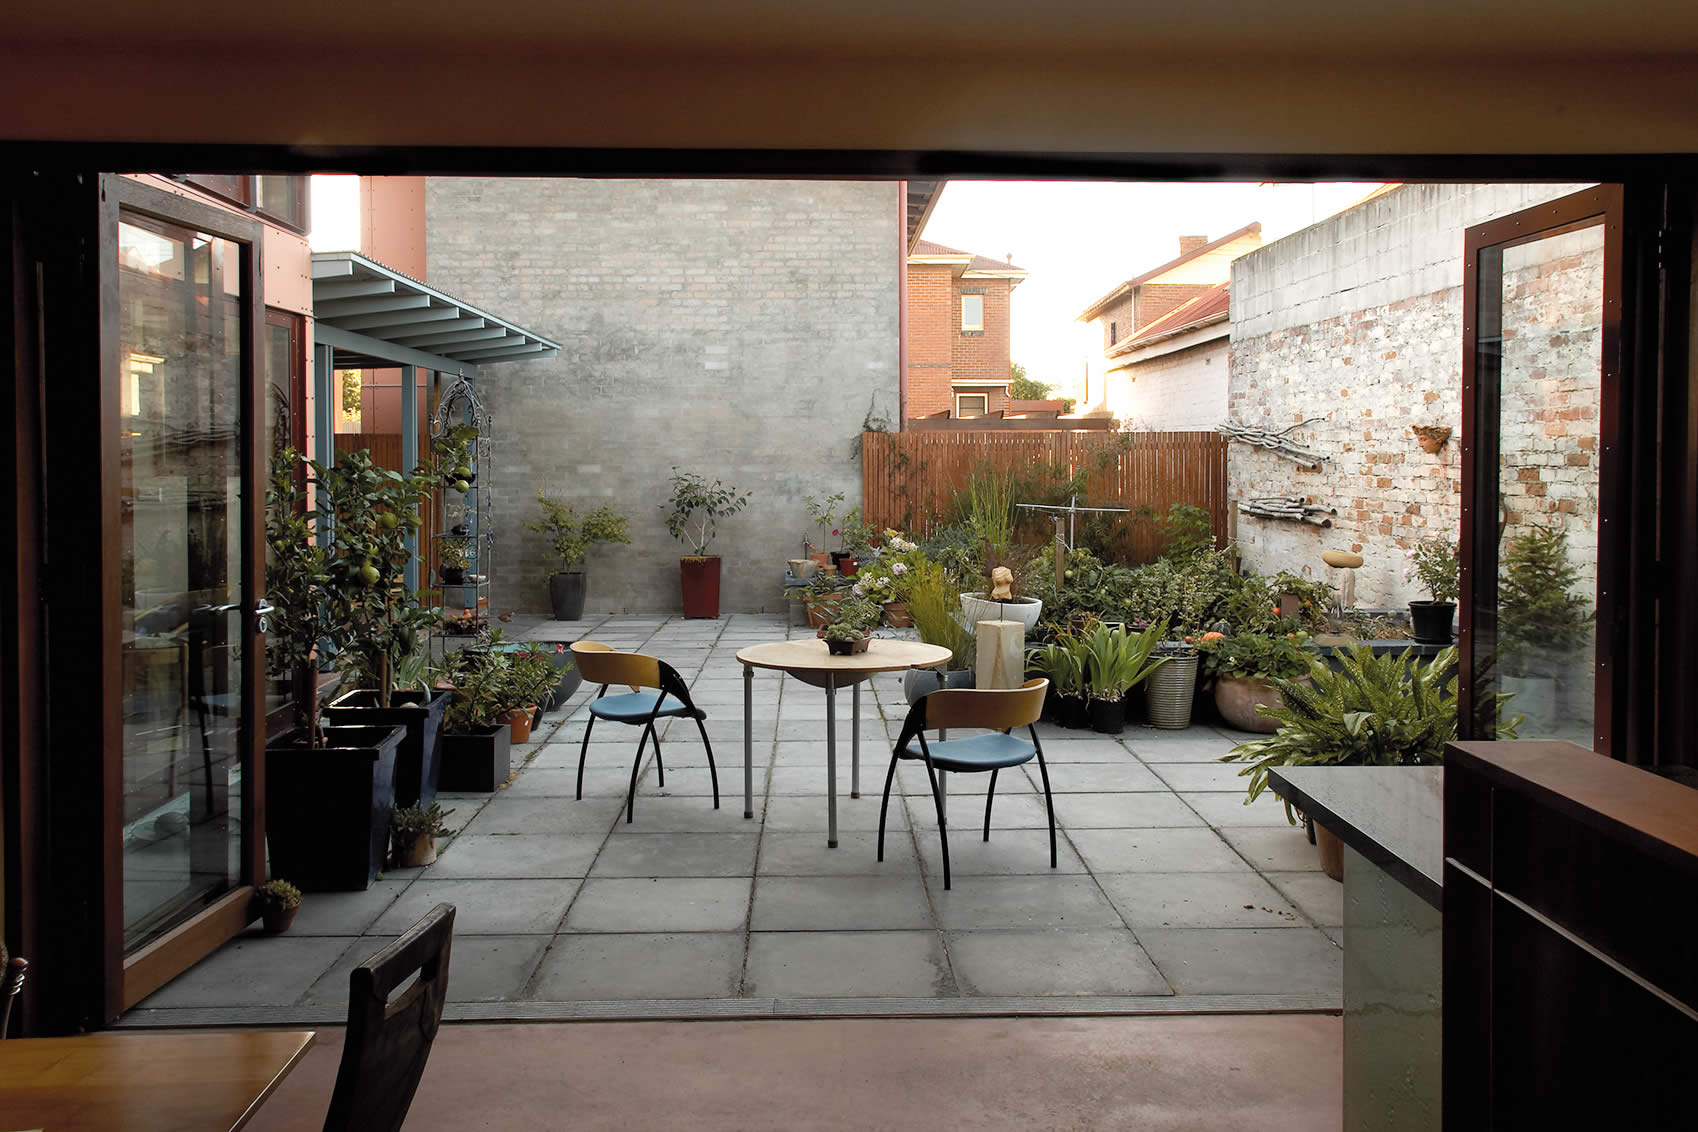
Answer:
(1136, 283, 1211, 330)
(905, 263, 1015, 419)
(1097, 295, 1136, 350)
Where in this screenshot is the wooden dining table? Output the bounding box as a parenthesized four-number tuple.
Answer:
(0, 1029, 315, 1131)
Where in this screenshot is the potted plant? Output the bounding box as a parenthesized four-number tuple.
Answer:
(797, 571, 847, 629)
(314, 449, 451, 811)
(804, 491, 845, 566)
(437, 646, 515, 792)
(438, 537, 472, 585)
(1498, 526, 1592, 729)
(1027, 635, 1087, 727)
(1145, 636, 1200, 729)
(903, 556, 977, 701)
(526, 489, 631, 621)
(664, 467, 751, 619)
(836, 504, 879, 577)
(255, 879, 303, 934)
(1080, 620, 1168, 734)
(502, 644, 562, 742)
(821, 595, 880, 655)
(264, 449, 407, 891)
(1404, 535, 1459, 644)
(390, 803, 454, 868)
(1196, 630, 1318, 733)
(1220, 644, 1520, 878)
(434, 423, 479, 492)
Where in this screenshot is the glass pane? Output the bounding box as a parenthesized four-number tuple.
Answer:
(119, 215, 247, 951)
(1492, 224, 1603, 744)
(263, 318, 295, 720)
(255, 175, 305, 230)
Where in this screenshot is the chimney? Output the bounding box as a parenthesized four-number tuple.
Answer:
(1006, 253, 1013, 264)
(1178, 235, 1208, 255)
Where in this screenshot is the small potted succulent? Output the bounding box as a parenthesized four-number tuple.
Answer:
(390, 803, 455, 868)
(255, 879, 303, 934)
(1404, 535, 1460, 644)
(821, 595, 880, 655)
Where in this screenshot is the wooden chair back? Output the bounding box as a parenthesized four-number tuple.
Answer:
(918, 679, 1048, 732)
(571, 641, 662, 691)
(322, 904, 455, 1132)
(0, 956, 28, 1039)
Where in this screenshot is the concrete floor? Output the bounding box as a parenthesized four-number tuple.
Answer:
(245, 1015, 1344, 1131)
(126, 613, 1343, 1026)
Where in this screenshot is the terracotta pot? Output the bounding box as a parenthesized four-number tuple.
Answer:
(679, 556, 723, 618)
(1213, 675, 1300, 733)
(1315, 823, 1345, 881)
(882, 601, 913, 628)
(805, 593, 842, 630)
(260, 904, 298, 934)
(393, 833, 437, 868)
(839, 557, 860, 577)
(507, 707, 535, 744)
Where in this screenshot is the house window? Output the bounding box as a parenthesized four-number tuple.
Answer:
(171, 173, 310, 235)
(1109, 321, 1118, 345)
(955, 393, 989, 417)
(961, 293, 984, 332)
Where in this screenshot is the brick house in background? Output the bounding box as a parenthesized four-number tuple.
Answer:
(1076, 223, 1262, 416)
(905, 239, 1027, 420)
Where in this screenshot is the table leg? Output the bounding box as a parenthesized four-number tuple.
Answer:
(743, 663, 754, 820)
(825, 672, 838, 849)
(851, 681, 861, 799)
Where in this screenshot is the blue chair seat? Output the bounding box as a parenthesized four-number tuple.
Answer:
(899, 731, 1035, 772)
(588, 691, 696, 722)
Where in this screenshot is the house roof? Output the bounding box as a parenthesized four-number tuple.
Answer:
(910, 239, 1028, 283)
(906, 181, 946, 251)
(1076, 222, 1261, 322)
(1106, 281, 1230, 357)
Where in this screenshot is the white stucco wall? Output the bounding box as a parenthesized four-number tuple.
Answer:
(1103, 329, 1229, 431)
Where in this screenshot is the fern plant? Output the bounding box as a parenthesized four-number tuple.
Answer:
(1220, 645, 1520, 821)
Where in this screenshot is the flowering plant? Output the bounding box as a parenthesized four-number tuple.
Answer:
(852, 530, 923, 604)
(804, 492, 846, 553)
(1404, 536, 1460, 603)
(1196, 631, 1318, 682)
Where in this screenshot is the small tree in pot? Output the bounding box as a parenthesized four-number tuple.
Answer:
(664, 467, 751, 619)
(1498, 526, 1592, 731)
(526, 490, 630, 620)
(1404, 535, 1460, 644)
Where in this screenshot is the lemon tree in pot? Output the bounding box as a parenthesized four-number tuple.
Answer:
(664, 468, 751, 619)
(526, 490, 630, 621)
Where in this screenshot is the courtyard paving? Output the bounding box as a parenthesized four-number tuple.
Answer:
(125, 613, 1342, 1026)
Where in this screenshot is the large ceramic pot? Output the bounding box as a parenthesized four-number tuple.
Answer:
(322, 688, 450, 808)
(902, 666, 975, 704)
(1408, 600, 1456, 644)
(679, 556, 722, 618)
(548, 571, 587, 620)
(1146, 652, 1201, 729)
(265, 724, 403, 892)
(959, 593, 1044, 632)
(1213, 675, 1303, 734)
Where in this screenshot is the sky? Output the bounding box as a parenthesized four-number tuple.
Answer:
(307, 176, 1381, 398)
(918, 181, 1384, 397)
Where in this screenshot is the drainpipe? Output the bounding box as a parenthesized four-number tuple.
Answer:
(897, 181, 909, 431)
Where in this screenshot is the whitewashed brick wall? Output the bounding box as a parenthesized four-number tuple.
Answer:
(1103, 333, 1229, 431)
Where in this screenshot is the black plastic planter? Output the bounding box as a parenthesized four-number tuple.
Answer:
(549, 571, 587, 620)
(322, 687, 450, 808)
(1089, 696, 1127, 734)
(265, 724, 403, 892)
(1408, 600, 1456, 644)
(439, 725, 512, 792)
(1058, 694, 1091, 729)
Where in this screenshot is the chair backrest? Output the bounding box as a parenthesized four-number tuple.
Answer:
(323, 903, 455, 1132)
(571, 641, 662, 691)
(0, 956, 28, 1039)
(914, 679, 1048, 733)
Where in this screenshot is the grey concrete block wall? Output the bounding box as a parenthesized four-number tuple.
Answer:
(425, 178, 900, 615)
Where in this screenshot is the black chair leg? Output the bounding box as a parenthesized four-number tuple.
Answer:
(983, 768, 998, 842)
(877, 754, 900, 861)
(1032, 732, 1057, 869)
(925, 762, 952, 890)
(650, 722, 665, 787)
(695, 715, 719, 809)
(626, 724, 652, 823)
(576, 715, 598, 800)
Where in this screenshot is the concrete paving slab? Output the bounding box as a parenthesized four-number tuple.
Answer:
(1264, 871, 1345, 928)
(1031, 761, 1167, 792)
(135, 934, 356, 1008)
(1147, 761, 1259, 792)
(1097, 872, 1305, 931)
(915, 828, 1085, 876)
(946, 928, 1172, 996)
(426, 833, 605, 879)
(1218, 826, 1323, 873)
(751, 875, 934, 931)
(1049, 792, 1205, 829)
(909, 792, 1051, 830)
(565, 877, 752, 933)
(745, 930, 951, 998)
(761, 794, 908, 833)
(755, 830, 921, 877)
(1181, 791, 1298, 828)
(530, 932, 745, 1000)
(1139, 927, 1342, 995)
(604, 795, 749, 833)
(1029, 737, 1140, 762)
(588, 832, 759, 878)
(283, 879, 407, 936)
(1122, 733, 1244, 762)
(370, 878, 581, 936)
(466, 795, 625, 836)
(1068, 828, 1250, 874)
(930, 875, 1124, 931)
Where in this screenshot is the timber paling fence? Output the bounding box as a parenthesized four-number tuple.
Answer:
(859, 430, 1229, 562)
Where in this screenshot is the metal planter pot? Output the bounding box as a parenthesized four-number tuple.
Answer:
(549, 571, 587, 620)
(1145, 654, 1200, 729)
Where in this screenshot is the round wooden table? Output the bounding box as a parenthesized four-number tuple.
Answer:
(736, 638, 952, 847)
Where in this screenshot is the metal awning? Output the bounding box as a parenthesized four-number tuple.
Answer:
(310, 251, 560, 375)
